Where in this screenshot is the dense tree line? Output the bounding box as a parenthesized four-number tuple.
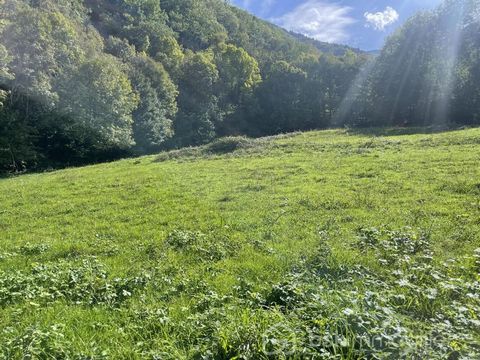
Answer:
(0, 0, 479, 172)
(0, 0, 365, 171)
(344, 0, 480, 127)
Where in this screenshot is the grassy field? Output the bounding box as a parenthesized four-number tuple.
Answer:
(0, 128, 479, 359)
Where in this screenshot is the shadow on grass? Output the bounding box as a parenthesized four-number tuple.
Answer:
(346, 125, 474, 137)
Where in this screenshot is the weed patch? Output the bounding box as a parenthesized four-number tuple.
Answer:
(0, 259, 149, 307)
(165, 230, 239, 262)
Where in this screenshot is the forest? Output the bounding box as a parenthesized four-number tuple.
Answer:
(0, 0, 479, 171)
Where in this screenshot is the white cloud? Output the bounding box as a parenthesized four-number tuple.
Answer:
(239, 0, 276, 14)
(239, 0, 253, 10)
(273, 0, 356, 43)
(260, 0, 276, 14)
(364, 6, 399, 31)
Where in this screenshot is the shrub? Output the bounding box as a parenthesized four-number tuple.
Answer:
(204, 136, 253, 154)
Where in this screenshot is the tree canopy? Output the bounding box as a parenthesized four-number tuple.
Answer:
(0, 0, 478, 172)
(345, 0, 480, 127)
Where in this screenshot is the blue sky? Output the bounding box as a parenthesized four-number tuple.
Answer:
(231, 0, 443, 50)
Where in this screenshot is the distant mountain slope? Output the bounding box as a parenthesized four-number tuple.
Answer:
(288, 31, 365, 56)
(366, 49, 381, 56)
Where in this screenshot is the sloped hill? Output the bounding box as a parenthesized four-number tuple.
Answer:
(289, 31, 364, 56)
(0, 128, 479, 358)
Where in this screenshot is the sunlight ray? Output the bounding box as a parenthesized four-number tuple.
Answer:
(333, 56, 376, 126)
(431, 1, 466, 124)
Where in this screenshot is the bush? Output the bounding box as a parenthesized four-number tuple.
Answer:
(204, 136, 253, 154)
(156, 136, 255, 162)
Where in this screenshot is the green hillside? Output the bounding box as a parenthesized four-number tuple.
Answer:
(1, 128, 479, 358)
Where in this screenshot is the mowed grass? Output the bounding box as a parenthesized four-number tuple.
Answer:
(0, 128, 479, 359)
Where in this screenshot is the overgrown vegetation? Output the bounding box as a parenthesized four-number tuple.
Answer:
(0, 128, 479, 358)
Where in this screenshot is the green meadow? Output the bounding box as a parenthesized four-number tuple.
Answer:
(0, 128, 479, 359)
